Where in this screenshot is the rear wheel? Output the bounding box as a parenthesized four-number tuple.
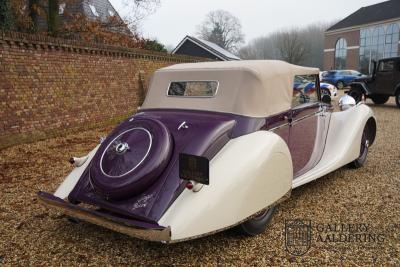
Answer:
(396, 90, 400, 108)
(336, 81, 345, 89)
(236, 206, 276, 236)
(370, 94, 389, 104)
(321, 88, 331, 96)
(348, 129, 369, 168)
(348, 88, 363, 103)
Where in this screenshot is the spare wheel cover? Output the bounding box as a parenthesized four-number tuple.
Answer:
(90, 118, 172, 199)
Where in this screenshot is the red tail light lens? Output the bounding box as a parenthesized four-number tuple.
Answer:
(185, 181, 194, 190)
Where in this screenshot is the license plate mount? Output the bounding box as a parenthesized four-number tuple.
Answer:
(179, 153, 209, 185)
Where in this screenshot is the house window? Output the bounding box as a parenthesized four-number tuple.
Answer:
(384, 24, 399, 58)
(89, 4, 99, 17)
(334, 38, 347, 70)
(59, 3, 66, 15)
(372, 26, 385, 60)
(359, 24, 399, 74)
(359, 28, 372, 74)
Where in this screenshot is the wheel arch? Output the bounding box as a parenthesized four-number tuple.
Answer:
(365, 116, 377, 146)
(158, 131, 293, 241)
(350, 82, 370, 95)
(336, 80, 345, 87)
(394, 83, 400, 95)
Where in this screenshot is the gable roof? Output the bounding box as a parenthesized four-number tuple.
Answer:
(327, 0, 400, 32)
(65, 0, 131, 35)
(172, 35, 241, 61)
(82, 0, 118, 21)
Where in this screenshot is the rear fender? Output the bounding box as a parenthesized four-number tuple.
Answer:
(54, 145, 100, 199)
(158, 131, 292, 241)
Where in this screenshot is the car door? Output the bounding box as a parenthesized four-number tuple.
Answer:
(267, 110, 291, 148)
(341, 71, 353, 85)
(394, 60, 400, 93)
(374, 59, 395, 94)
(288, 75, 331, 178)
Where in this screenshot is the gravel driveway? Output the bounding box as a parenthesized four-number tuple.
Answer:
(0, 98, 399, 266)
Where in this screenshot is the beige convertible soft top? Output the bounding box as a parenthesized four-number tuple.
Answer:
(141, 60, 319, 118)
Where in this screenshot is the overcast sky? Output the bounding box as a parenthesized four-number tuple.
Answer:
(109, 0, 384, 48)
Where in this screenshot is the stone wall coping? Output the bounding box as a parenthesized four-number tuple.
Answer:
(0, 30, 208, 63)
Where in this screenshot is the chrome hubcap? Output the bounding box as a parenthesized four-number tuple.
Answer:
(115, 142, 130, 154)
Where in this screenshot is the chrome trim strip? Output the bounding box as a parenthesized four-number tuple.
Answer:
(290, 110, 321, 126)
(268, 123, 290, 132)
(177, 121, 189, 130)
(268, 109, 322, 131)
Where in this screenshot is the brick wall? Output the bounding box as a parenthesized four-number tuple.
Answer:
(323, 29, 360, 70)
(0, 31, 204, 149)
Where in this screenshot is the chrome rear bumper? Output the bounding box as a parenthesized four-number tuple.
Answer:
(37, 191, 171, 242)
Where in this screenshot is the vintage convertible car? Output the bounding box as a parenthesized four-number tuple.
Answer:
(38, 60, 376, 243)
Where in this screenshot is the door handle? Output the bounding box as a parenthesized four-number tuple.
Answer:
(284, 115, 293, 124)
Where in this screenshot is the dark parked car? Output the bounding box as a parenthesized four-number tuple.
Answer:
(321, 70, 365, 89)
(348, 57, 400, 108)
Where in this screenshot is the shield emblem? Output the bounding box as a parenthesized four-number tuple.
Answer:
(285, 219, 311, 256)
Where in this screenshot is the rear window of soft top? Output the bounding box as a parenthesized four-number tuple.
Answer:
(167, 81, 218, 97)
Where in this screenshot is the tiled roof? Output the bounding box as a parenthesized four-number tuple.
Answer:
(327, 0, 400, 31)
(82, 0, 118, 21)
(172, 35, 241, 61)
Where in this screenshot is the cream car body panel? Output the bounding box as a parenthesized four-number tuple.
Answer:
(158, 131, 292, 241)
(54, 145, 100, 199)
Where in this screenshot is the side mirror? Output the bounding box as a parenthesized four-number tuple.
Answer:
(321, 94, 331, 104)
(339, 95, 356, 111)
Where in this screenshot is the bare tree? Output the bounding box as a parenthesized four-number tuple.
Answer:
(197, 10, 244, 53)
(239, 34, 280, 60)
(239, 29, 308, 64)
(274, 29, 309, 65)
(121, 0, 160, 32)
(239, 21, 337, 68)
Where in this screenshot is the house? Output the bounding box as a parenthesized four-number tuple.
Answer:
(323, 0, 400, 74)
(33, 0, 129, 35)
(172, 35, 241, 61)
